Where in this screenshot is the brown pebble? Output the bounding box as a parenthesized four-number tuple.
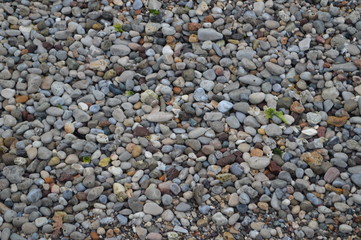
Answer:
(217, 154, 236, 167)
(166, 167, 180, 180)
(16, 95, 29, 103)
(133, 126, 149, 137)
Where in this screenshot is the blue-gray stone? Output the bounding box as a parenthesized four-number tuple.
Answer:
(117, 214, 128, 225)
(306, 193, 322, 206)
(100, 217, 114, 225)
(194, 88, 208, 102)
(27, 189, 42, 203)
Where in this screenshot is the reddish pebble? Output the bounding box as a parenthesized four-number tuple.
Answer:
(316, 36, 325, 43)
(268, 161, 282, 174)
(188, 23, 201, 31)
(133, 126, 149, 137)
(317, 126, 326, 137)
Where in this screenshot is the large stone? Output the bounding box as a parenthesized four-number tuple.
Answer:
(246, 156, 271, 169)
(110, 45, 131, 56)
(87, 186, 104, 201)
(265, 62, 285, 75)
(146, 112, 174, 122)
(89, 59, 108, 71)
(239, 75, 263, 86)
(144, 202, 163, 215)
(197, 28, 223, 41)
(27, 74, 42, 93)
(2, 166, 25, 183)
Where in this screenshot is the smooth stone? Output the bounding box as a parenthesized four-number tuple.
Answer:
(146, 112, 174, 122)
(246, 157, 271, 169)
(197, 28, 223, 41)
(143, 202, 163, 216)
(239, 75, 263, 86)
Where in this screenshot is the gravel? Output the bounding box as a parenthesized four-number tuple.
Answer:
(0, 0, 361, 239)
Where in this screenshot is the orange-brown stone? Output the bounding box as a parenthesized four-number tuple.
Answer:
(90, 232, 100, 240)
(204, 15, 215, 23)
(290, 101, 305, 113)
(250, 148, 263, 157)
(173, 87, 182, 94)
(188, 34, 198, 43)
(188, 23, 201, 31)
(327, 116, 348, 127)
(16, 95, 29, 103)
(300, 151, 323, 166)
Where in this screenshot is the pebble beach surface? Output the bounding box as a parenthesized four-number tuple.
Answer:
(0, 0, 361, 239)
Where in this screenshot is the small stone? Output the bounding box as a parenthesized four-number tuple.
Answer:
(99, 157, 111, 167)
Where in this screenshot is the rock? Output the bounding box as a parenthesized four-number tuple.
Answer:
(3, 115, 17, 127)
(133, 126, 149, 136)
(145, 23, 161, 35)
(331, 63, 357, 72)
(239, 75, 263, 86)
(249, 92, 265, 104)
(327, 116, 348, 127)
(194, 88, 208, 102)
(300, 151, 323, 166)
(27, 74, 42, 93)
(265, 124, 282, 137)
(322, 87, 339, 100)
(148, 0, 162, 10)
(246, 157, 271, 169)
(1, 88, 15, 98)
(324, 167, 340, 183)
(212, 212, 228, 226)
(351, 173, 361, 187)
(265, 62, 285, 75)
(110, 45, 131, 56)
(299, 38, 311, 51)
(87, 186, 104, 201)
(2, 166, 24, 183)
(146, 112, 174, 122)
(197, 28, 223, 41)
(144, 202, 163, 216)
(218, 101, 233, 112)
(306, 112, 322, 125)
(27, 189, 42, 203)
